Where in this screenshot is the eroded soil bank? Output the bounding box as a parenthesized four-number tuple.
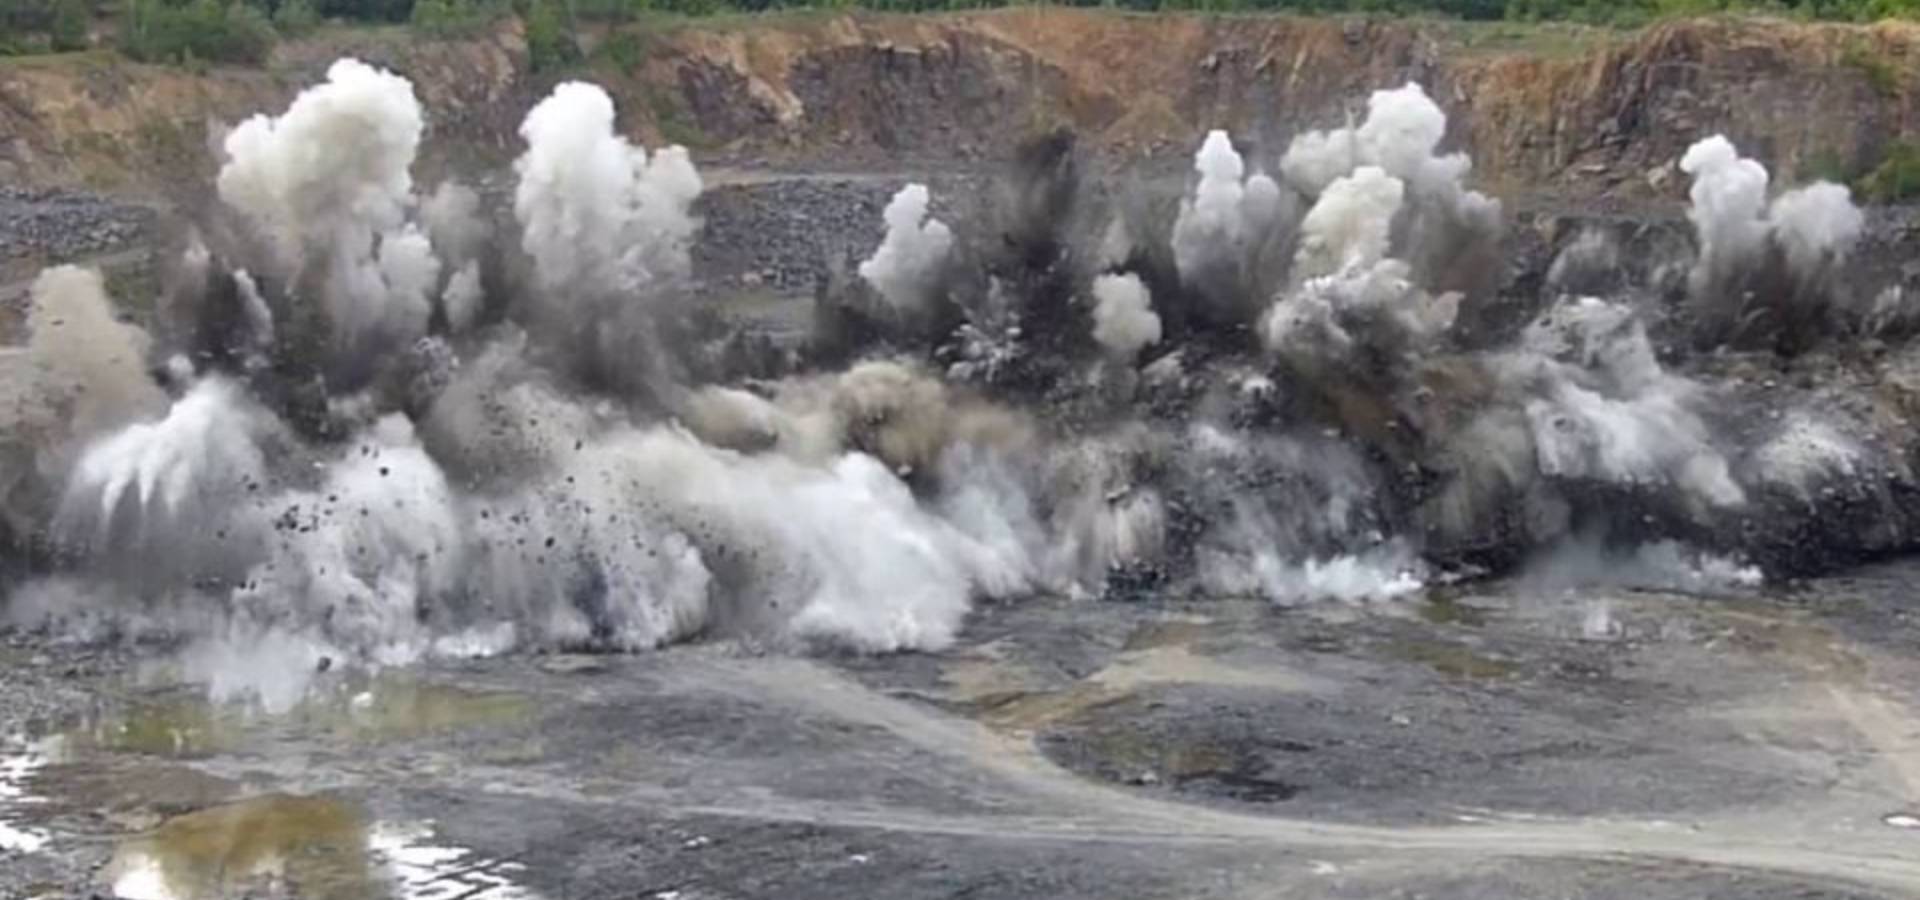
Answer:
(5, 10, 1920, 202)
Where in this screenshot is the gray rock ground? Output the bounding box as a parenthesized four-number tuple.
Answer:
(0, 188, 152, 267)
(8, 561, 1920, 898)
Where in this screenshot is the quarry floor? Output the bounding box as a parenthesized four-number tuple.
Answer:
(8, 561, 1920, 898)
(11, 172, 1920, 898)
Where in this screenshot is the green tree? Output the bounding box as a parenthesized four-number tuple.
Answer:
(409, 0, 448, 29)
(50, 0, 88, 49)
(524, 0, 577, 71)
(120, 0, 275, 64)
(272, 0, 319, 34)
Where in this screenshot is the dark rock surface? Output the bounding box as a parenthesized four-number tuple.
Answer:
(0, 187, 154, 264)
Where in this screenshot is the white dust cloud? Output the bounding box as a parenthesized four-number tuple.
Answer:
(859, 183, 955, 316)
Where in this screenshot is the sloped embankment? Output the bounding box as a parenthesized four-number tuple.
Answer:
(1, 11, 1918, 200)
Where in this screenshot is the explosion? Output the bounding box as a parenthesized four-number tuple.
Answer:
(1, 61, 1913, 710)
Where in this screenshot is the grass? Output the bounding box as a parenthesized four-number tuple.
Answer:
(1842, 39, 1900, 95)
(0, 46, 118, 68)
(1441, 17, 1626, 56)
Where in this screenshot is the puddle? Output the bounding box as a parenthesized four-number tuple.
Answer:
(63, 673, 535, 760)
(1388, 639, 1517, 680)
(106, 794, 539, 899)
(1065, 726, 1305, 804)
(2, 673, 536, 873)
(298, 675, 535, 743)
(0, 737, 55, 853)
(1417, 594, 1491, 628)
(65, 698, 244, 759)
(1121, 619, 1217, 651)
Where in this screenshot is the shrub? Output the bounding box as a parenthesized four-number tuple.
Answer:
(412, 0, 500, 33)
(1858, 142, 1920, 202)
(311, 0, 408, 22)
(50, 0, 89, 50)
(121, 0, 276, 64)
(598, 27, 645, 68)
(271, 0, 319, 33)
(523, 0, 578, 70)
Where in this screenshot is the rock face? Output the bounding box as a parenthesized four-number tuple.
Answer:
(1, 12, 1917, 200)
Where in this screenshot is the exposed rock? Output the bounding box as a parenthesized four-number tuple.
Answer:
(3, 14, 1919, 199)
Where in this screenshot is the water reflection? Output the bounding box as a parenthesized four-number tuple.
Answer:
(107, 794, 538, 899)
(0, 736, 55, 853)
(61, 672, 534, 761)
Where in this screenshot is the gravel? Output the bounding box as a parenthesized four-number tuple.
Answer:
(693, 178, 900, 295)
(691, 174, 988, 297)
(0, 186, 155, 264)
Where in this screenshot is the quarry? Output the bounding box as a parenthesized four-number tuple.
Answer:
(8, 9, 1920, 899)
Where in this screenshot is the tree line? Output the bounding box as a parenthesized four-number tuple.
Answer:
(4, 0, 1918, 67)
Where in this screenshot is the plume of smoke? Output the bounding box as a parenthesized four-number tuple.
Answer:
(1681, 135, 1772, 302)
(25, 266, 167, 446)
(417, 331, 604, 483)
(1421, 297, 1752, 565)
(514, 82, 702, 299)
(1261, 168, 1458, 376)
(54, 377, 269, 583)
(1089, 273, 1162, 362)
(1170, 130, 1292, 324)
(1520, 295, 1751, 506)
(421, 180, 489, 267)
(1198, 535, 1423, 605)
(1864, 285, 1920, 338)
(467, 441, 713, 650)
(442, 263, 484, 333)
(684, 359, 1036, 480)
(1181, 424, 1420, 604)
(1744, 412, 1861, 502)
(859, 184, 955, 318)
(1282, 84, 1473, 205)
(420, 180, 491, 332)
(1037, 427, 1168, 597)
(1769, 181, 1864, 288)
(1279, 125, 1358, 199)
(1280, 84, 1501, 298)
(238, 415, 462, 660)
(1509, 297, 1744, 509)
(1680, 135, 1865, 349)
(511, 82, 701, 399)
(632, 429, 1025, 650)
(333, 223, 439, 357)
(232, 270, 276, 358)
(1522, 536, 1762, 595)
(1545, 229, 1623, 298)
(217, 59, 436, 374)
(36, 64, 1920, 714)
(1291, 165, 1403, 278)
(933, 443, 1050, 593)
(218, 59, 422, 259)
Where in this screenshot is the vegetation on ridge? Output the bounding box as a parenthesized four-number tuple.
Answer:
(9, 0, 1920, 63)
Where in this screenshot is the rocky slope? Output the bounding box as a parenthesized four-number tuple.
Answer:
(2, 11, 1918, 202)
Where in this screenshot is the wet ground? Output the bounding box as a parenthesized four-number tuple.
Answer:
(7, 559, 1920, 898)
